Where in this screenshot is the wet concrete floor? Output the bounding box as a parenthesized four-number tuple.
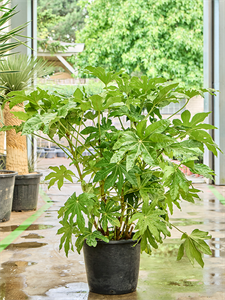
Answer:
(0, 165, 224, 300)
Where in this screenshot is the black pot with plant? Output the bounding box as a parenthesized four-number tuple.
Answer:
(0, 170, 18, 222)
(2, 66, 220, 294)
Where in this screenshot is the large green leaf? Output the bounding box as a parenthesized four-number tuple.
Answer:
(130, 205, 170, 243)
(45, 165, 75, 189)
(177, 229, 212, 267)
(94, 159, 137, 193)
(99, 201, 120, 231)
(153, 83, 179, 105)
(75, 229, 109, 254)
(111, 131, 159, 171)
(58, 192, 96, 231)
(144, 119, 170, 139)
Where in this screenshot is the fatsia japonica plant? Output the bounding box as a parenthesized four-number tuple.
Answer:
(2, 67, 220, 267)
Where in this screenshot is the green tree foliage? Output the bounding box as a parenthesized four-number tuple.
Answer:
(76, 0, 203, 87)
(37, 0, 86, 43)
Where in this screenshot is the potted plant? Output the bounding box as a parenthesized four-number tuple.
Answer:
(0, 54, 53, 211)
(2, 67, 220, 294)
(0, 0, 28, 221)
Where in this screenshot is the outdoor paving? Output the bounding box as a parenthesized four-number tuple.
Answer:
(0, 158, 224, 300)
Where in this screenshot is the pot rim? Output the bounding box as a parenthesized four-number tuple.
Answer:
(88, 233, 139, 245)
(15, 172, 43, 179)
(97, 238, 138, 245)
(0, 170, 18, 178)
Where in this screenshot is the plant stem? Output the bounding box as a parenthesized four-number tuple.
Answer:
(120, 188, 125, 226)
(68, 121, 99, 155)
(93, 219, 98, 230)
(118, 222, 126, 240)
(58, 120, 94, 155)
(167, 98, 191, 119)
(170, 222, 186, 235)
(75, 114, 83, 154)
(124, 223, 132, 238)
(97, 111, 106, 203)
(114, 227, 117, 240)
(64, 131, 85, 192)
(118, 117, 125, 130)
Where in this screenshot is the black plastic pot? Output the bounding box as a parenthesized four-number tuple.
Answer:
(56, 148, 66, 157)
(12, 172, 43, 211)
(37, 147, 45, 158)
(0, 170, 18, 222)
(83, 237, 140, 295)
(44, 148, 56, 158)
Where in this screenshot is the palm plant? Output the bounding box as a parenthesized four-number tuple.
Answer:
(0, 54, 53, 174)
(0, 0, 27, 154)
(0, 54, 53, 93)
(0, 0, 27, 60)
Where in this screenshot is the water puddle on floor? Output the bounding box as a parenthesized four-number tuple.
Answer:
(187, 212, 199, 216)
(30, 282, 89, 300)
(0, 261, 37, 300)
(137, 239, 225, 300)
(21, 233, 44, 239)
(30, 282, 139, 300)
(210, 237, 225, 258)
(3, 242, 47, 250)
(0, 224, 54, 232)
(170, 218, 204, 226)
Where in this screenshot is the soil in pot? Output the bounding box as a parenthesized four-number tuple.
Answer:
(0, 170, 18, 222)
(12, 172, 43, 212)
(83, 237, 140, 295)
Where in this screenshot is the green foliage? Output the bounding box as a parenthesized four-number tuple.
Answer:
(37, 39, 69, 54)
(37, 80, 104, 97)
(37, 0, 86, 47)
(4, 67, 220, 267)
(177, 229, 212, 267)
(76, 0, 203, 87)
(45, 165, 75, 189)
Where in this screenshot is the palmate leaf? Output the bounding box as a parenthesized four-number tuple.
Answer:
(58, 192, 97, 231)
(168, 169, 190, 200)
(153, 82, 179, 105)
(190, 130, 220, 155)
(165, 193, 181, 215)
(189, 163, 215, 179)
(82, 118, 116, 144)
(109, 105, 144, 122)
(75, 229, 109, 254)
(85, 66, 123, 86)
(112, 119, 175, 171)
(134, 228, 159, 254)
(57, 219, 79, 257)
(111, 131, 159, 171)
(130, 206, 170, 243)
(94, 159, 137, 193)
(134, 172, 164, 204)
(99, 201, 120, 231)
(21, 111, 59, 135)
(172, 110, 221, 155)
(7, 89, 50, 109)
(45, 165, 75, 189)
(177, 229, 212, 268)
